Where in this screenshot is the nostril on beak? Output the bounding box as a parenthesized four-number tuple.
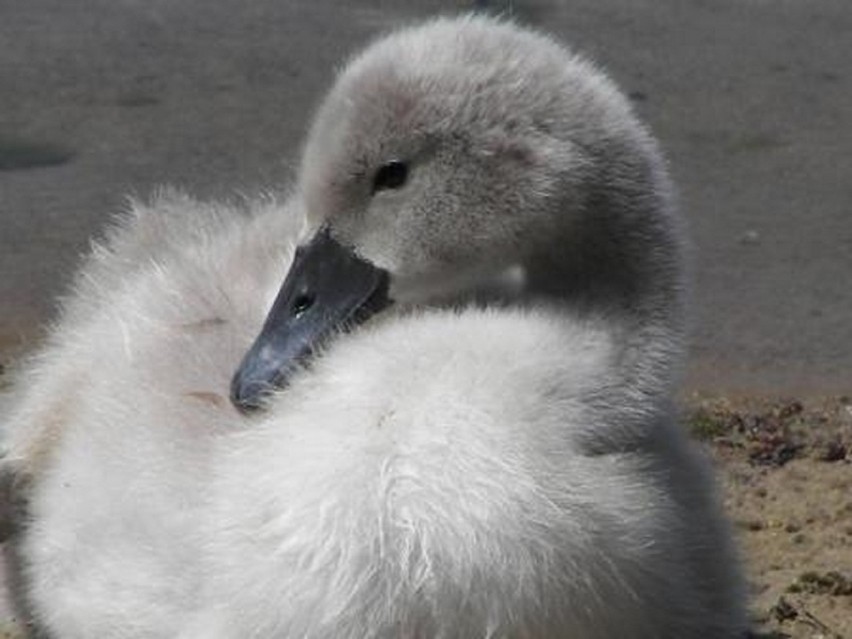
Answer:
(291, 293, 315, 317)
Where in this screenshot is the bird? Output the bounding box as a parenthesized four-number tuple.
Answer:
(1, 15, 747, 639)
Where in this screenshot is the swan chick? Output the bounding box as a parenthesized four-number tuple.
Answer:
(2, 14, 746, 639)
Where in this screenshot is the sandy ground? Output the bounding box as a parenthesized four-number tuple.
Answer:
(690, 396, 852, 639)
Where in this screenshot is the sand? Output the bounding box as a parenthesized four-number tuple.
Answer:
(691, 396, 852, 639)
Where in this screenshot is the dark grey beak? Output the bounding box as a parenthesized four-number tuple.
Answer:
(230, 228, 391, 412)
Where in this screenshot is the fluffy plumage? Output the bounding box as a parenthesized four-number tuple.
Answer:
(2, 15, 746, 639)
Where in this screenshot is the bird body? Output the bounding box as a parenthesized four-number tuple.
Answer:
(184, 306, 742, 638)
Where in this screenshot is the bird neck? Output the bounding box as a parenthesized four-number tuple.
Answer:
(523, 176, 687, 401)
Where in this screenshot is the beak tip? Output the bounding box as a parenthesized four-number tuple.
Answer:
(229, 371, 270, 414)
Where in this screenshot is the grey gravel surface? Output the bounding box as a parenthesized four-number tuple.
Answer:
(1, 0, 850, 394)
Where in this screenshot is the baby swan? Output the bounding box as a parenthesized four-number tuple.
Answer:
(2, 15, 746, 639)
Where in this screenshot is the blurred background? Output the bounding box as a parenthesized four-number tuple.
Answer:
(1, 0, 849, 395)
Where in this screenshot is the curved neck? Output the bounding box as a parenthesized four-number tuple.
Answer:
(523, 161, 687, 400)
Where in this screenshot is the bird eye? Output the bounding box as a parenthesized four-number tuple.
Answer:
(371, 160, 409, 194)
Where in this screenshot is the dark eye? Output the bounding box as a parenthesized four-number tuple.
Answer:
(371, 160, 409, 194)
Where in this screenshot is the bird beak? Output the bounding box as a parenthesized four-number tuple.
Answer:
(230, 227, 391, 412)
